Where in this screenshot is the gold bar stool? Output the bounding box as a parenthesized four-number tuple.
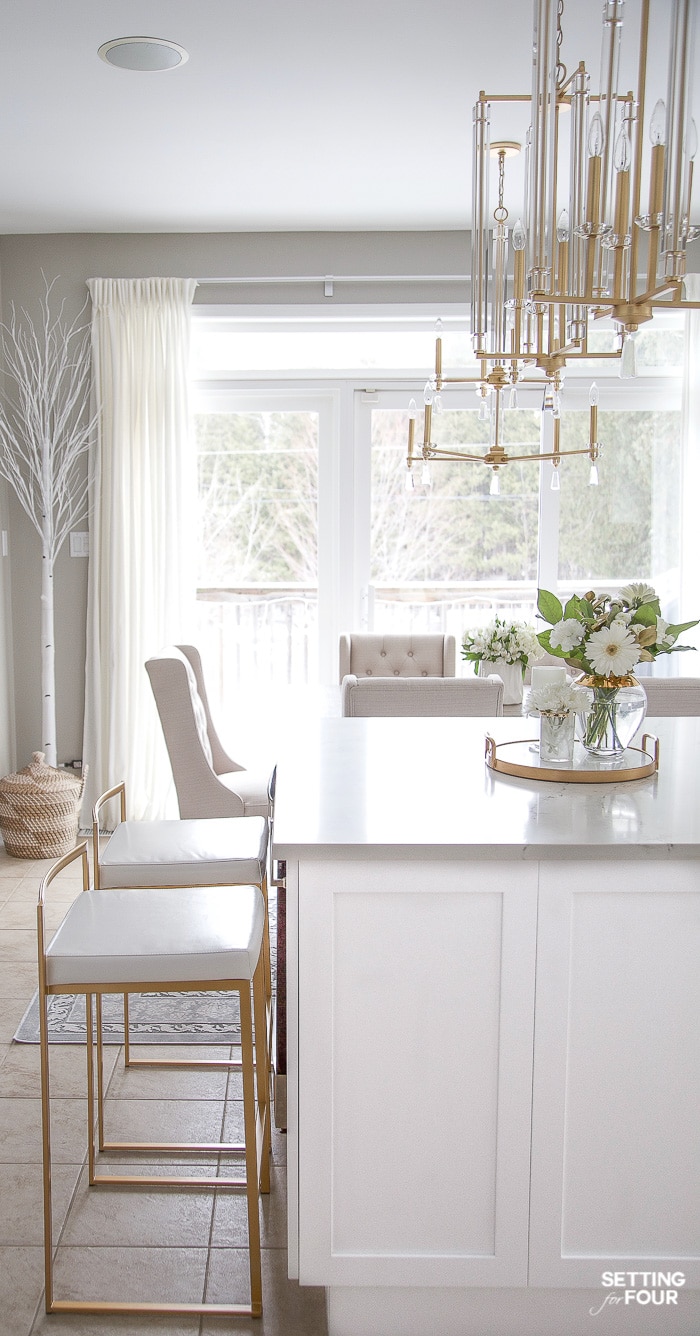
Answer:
(92, 782, 272, 1073)
(38, 842, 270, 1317)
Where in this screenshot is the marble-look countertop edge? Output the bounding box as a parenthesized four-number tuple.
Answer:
(272, 841, 692, 861)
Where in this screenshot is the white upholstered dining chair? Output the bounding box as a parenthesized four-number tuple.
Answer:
(338, 633, 456, 683)
(341, 673, 504, 716)
(640, 676, 700, 715)
(145, 644, 271, 817)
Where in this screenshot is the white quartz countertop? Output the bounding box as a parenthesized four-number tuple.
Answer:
(272, 715, 699, 860)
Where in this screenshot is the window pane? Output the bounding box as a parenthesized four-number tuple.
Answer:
(557, 409, 681, 612)
(195, 410, 318, 691)
(370, 408, 541, 639)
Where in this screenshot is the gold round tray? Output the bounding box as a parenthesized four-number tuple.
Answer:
(485, 732, 660, 783)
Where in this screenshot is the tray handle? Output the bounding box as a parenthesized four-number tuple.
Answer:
(641, 732, 660, 771)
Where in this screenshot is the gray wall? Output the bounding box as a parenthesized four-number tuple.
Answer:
(0, 229, 467, 769)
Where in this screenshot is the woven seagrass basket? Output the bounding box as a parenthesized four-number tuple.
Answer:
(0, 752, 86, 859)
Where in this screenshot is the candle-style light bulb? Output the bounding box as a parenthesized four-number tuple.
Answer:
(556, 209, 570, 242)
(588, 463, 599, 486)
(620, 332, 637, 378)
(489, 470, 500, 496)
(686, 118, 698, 161)
(550, 466, 561, 492)
(509, 386, 518, 409)
(478, 397, 488, 422)
(589, 381, 599, 406)
(512, 218, 527, 251)
(614, 125, 632, 173)
(423, 380, 434, 406)
(408, 398, 417, 420)
(588, 112, 605, 157)
(434, 317, 443, 333)
(405, 469, 415, 492)
(421, 462, 432, 487)
(650, 99, 666, 147)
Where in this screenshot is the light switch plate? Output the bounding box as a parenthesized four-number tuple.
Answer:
(69, 531, 89, 558)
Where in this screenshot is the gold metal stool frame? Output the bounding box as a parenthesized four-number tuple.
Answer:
(92, 782, 273, 1077)
(38, 842, 270, 1318)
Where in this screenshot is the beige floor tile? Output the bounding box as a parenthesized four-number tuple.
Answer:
(212, 1156, 288, 1249)
(31, 1309, 200, 1336)
(0, 1096, 90, 1165)
(0, 1162, 82, 1246)
(59, 1164, 215, 1248)
(106, 1054, 229, 1102)
(0, 1000, 32, 1042)
(204, 1246, 329, 1335)
(0, 1244, 46, 1336)
(0, 897, 37, 929)
(0, 928, 37, 961)
(96, 1096, 227, 1149)
(48, 1243, 209, 1309)
(0, 1041, 119, 1098)
(0, 960, 41, 997)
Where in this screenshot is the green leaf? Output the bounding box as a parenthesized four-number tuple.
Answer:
(631, 602, 658, 627)
(577, 598, 596, 622)
(563, 596, 583, 620)
(537, 589, 563, 626)
(667, 618, 700, 636)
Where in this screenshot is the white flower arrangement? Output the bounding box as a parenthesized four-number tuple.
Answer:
(526, 681, 591, 717)
(536, 585, 699, 682)
(461, 617, 544, 672)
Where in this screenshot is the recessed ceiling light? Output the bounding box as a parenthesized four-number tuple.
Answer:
(98, 37, 189, 72)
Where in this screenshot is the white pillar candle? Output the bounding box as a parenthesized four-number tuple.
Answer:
(530, 665, 567, 687)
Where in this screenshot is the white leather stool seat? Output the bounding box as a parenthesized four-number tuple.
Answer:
(46, 884, 265, 988)
(98, 816, 268, 888)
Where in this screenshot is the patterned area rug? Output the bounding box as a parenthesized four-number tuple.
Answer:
(14, 893, 276, 1045)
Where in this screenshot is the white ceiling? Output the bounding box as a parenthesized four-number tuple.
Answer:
(0, 1, 689, 235)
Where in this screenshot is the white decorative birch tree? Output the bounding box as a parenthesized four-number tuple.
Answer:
(0, 280, 96, 767)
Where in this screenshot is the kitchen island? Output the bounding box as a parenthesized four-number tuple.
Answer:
(273, 715, 700, 1336)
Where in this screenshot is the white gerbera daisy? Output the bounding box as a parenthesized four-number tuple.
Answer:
(586, 623, 641, 677)
(550, 618, 585, 653)
(618, 581, 657, 606)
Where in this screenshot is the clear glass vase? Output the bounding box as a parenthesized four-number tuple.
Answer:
(576, 676, 648, 759)
(539, 710, 575, 766)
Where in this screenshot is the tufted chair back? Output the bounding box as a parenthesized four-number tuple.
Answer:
(338, 634, 456, 684)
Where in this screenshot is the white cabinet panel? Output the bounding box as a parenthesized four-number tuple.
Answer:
(296, 858, 537, 1287)
(530, 862, 700, 1288)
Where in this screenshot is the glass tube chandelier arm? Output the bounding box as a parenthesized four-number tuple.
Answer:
(663, 0, 696, 278)
(471, 95, 491, 356)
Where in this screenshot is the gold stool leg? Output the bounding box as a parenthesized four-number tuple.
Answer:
(38, 969, 54, 1313)
(239, 980, 263, 1317)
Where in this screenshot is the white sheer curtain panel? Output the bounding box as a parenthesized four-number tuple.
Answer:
(681, 274, 700, 665)
(83, 277, 198, 821)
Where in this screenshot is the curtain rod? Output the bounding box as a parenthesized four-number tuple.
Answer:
(197, 273, 468, 296)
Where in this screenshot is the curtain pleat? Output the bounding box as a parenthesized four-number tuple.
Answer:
(681, 274, 700, 661)
(82, 277, 198, 821)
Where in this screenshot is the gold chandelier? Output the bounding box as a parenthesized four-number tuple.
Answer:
(407, 0, 699, 493)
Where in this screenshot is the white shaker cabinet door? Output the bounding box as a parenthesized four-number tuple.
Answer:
(295, 857, 538, 1288)
(530, 861, 700, 1290)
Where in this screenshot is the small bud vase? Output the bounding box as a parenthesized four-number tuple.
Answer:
(478, 658, 524, 705)
(539, 710, 576, 766)
(576, 675, 647, 759)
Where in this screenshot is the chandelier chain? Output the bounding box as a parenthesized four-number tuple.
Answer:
(494, 150, 508, 223)
(555, 0, 567, 89)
